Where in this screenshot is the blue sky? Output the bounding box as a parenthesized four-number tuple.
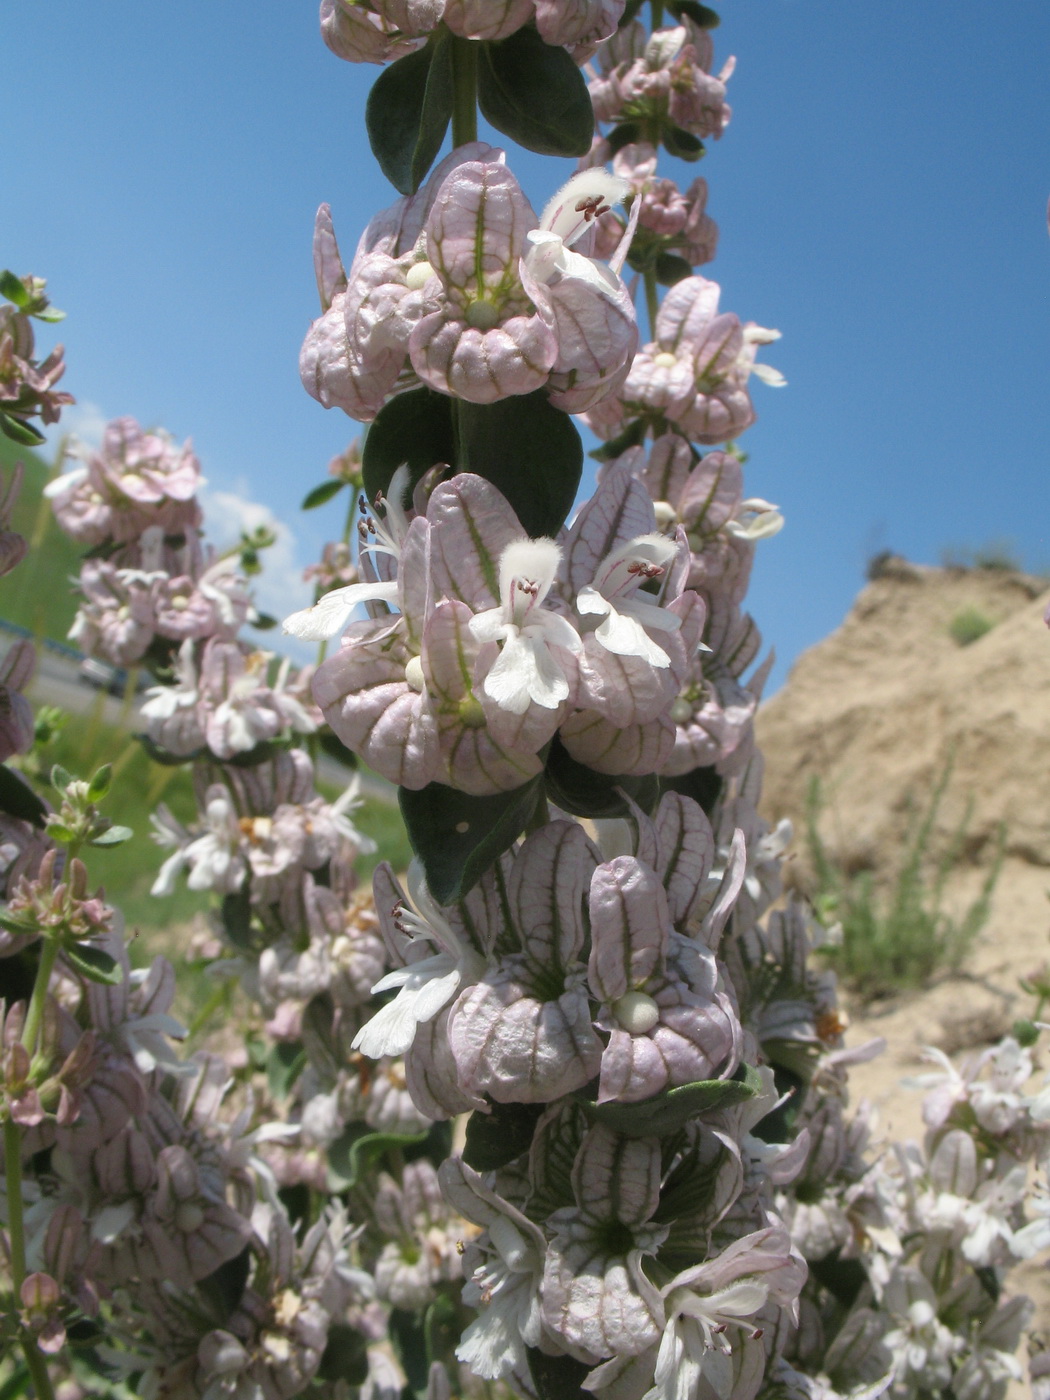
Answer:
(5, 1, 1050, 689)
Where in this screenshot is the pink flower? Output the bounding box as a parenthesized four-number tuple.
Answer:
(47, 418, 203, 547)
(587, 277, 783, 445)
(318, 0, 624, 62)
(301, 153, 637, 418)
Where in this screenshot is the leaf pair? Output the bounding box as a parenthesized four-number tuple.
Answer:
(367, 27, 594, 196)
(362, 385, 583, 543)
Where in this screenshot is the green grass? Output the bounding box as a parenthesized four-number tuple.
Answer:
(948, 606, 995, 647)
(15, 710, 409, 945)
(806, 763, 1003, 1002)
(0, 434, 81, 645)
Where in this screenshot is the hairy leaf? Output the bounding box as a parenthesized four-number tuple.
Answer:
(400, 775, 543, 905)
(365, 33, 454, 195)
(478, 26, 594, 157)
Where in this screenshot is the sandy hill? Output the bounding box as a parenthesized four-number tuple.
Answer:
(756, 561, 1050, 1140)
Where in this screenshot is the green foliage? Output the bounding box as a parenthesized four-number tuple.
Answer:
(365, 32, 454, 195)
(362, 388, 584, 541)
(806, 763, 1003, 1002)
(400, 774, 544, 905)
(948, 606, 995, 647)
(477, 25, 595, 158)
(0, 435, 81, 646)
(941, 538, 1024, 572)
(576, 1065, 762, 1137)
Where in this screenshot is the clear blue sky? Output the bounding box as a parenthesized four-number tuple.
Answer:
(6, 2, 1050, 689)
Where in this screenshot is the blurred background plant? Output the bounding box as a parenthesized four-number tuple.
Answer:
(804, 762, 1004, 1002)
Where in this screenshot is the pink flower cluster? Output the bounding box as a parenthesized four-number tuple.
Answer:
(48, 417, 255, 668)
(301, 147, 639, 418)
(588, 19, 734, 139)
(285, 466, 703, 793)
(320, 0, 625, 65)
(360, 793, 744, 1116)
(0, 276, 74, 435)
(587, 274, 784, 445)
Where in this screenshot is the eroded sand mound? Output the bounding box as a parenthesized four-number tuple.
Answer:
(756, 560, 1050, 1127)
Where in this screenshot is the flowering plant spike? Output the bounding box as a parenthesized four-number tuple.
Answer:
(6, 6, 1047, 1400)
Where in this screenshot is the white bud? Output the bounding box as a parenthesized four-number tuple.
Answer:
(613, 990, 661, 1034)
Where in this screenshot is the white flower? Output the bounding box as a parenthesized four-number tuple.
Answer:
(352, 865, 484, 1059)
(283, 576, 398, 641)
(577, 533, 681, 666)
(469, 538, 582, 714)
(524, 169, 633, 288)
(726, 497, 785, 541)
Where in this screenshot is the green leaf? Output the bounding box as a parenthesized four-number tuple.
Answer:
(660, 763, 723, 817)
(267, 1041, 307, 1100)
(544, 736, 659, 820)
(44, 821, 77, 844)
(327, 1123, 429, 1191)
(389, 1308, 430, 1397)
(0, 765, 47, 829)
(606, 120, 643, 155)
(617, 0, 647, 26)
(577, 1064, 762, 1138)
(663, 126, 705, 162)
(400, 775, 543, 906)
(478, 26, 594, 158)
(50, 764, 73, 793)
(455, 392, 583, 538)
(252, 612, 278, 630)
(0, 412, 45, 446)
(221, 884, 254, 950)
(365, 31, 454, 195)
(318, 728, 358, 769)
(90, 824, 133, 847)
(462, 1099, 544, 1171)
(527, 1348, 592, 1400)
(318, 1325, 370, 1385)
(86, 763, 112, 802)
(301, 478, 346, 510)
(0, 270, 29, 307)
(655, 251, 695, 287)
(809, 1254, 866, 1309)
(196, 1245, 252, 1324)
(362, 385, 456, 508)
(64, 942, 123, 985)
(34, 307, 66, 323)
(137, 733, 204, 765)
(669, 0, 720, 27)
(588, 415, 648, 462)
(424, 1295, 459, 1371)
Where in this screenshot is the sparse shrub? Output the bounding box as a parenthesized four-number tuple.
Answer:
(949, 605, 995, 646)
(941, 538, 1022, 571)
(866, 548, 897, 580)
(805, 762, 1003, 1001)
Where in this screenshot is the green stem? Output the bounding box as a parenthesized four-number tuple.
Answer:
(5, 1119, 26, 1296)
(650, 0, 664, 27)
(21, 938, 59, 1059)
(643, 265, 660, 341)
(21, 1341, 55, 1400)
(450, 35, 478, 148)
(3, 1122, 53, 1397)
(527, 791, 550, 835)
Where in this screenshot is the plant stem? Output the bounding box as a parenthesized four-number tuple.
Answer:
(4, 1119, 26, 1296)
(451, 34, 478, 148)
(21, 1341, 55, 1400)
(3, 1121, 53, 1398)
(643, 265, 660, 340)
(21, 938, 59, 1059)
